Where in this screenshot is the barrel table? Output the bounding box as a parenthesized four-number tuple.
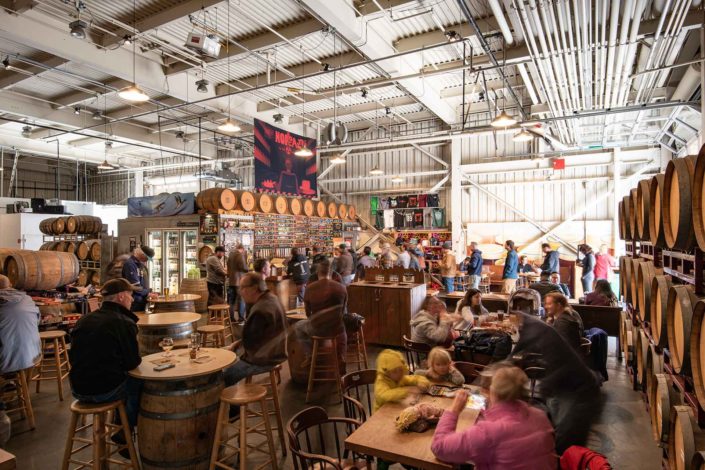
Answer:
(136, 312, 202, 355)
(286, 309, 309, 385)
(150, 294, 201, 313)
(128, 348, 236, 470)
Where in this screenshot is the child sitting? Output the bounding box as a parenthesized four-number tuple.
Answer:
(374, 349, 430, 412)
(415, 347, 465, 386)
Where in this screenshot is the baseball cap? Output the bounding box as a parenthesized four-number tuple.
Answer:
(140, 246, 155, 259)
(101, 278, 140, 296)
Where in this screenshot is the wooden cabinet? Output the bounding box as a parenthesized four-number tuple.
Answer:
(348, 283, 427, 347)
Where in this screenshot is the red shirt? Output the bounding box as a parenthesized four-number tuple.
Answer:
(594, 253, 615, 280)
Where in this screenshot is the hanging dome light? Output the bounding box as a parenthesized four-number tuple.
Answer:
(97, 159, 114, 170)
(490, 110, 517, 128)
(369, 166, 384, 176)
(195, 79, 209, 93)
(294, 146, 313, 157)
(69, 20, 87, 39)
(330, 154, 347, 164)
(118, 84, 149, 102)
(512, 128, 534, 142)
(391, 175, 404, 183)
(217, 119, 241, 133)
(21, 125, 32, 138)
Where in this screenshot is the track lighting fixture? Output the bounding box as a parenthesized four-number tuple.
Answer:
(92, 111, 102, 120)
(119, 0, 149, 103)
(385, 107, 391, 115)
(123, 35, 132, 45)
(96, 159, 114, 170)
(217, 120, 241, 133)
(21, 126, 32, 138)
(69, 20, 87, 39)
(361, 89, 368, 99)
(444, 30, 460, 42)
(273, 113, 283, 123)
(294, 146, 313, 158)
(195, 79, 209, 93)
(74, 106, 81, 115)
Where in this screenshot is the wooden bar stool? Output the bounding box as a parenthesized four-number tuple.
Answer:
(209, 384, 278, 470)
(61, 400, 139, 470)
(306, 336, 343, 404)
(345, 328, 368, 371)
(198, 324, 226, 348)
(208, 304, 235, 344)
(34, 330, 70, 401)
(245, 364, 286, 457)
(1, 363, 38, 430)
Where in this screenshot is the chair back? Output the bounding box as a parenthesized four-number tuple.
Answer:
(402, 335, 431, 372)
(453, 361, 485, 384)
(341, 369, 376, 422)
(287, 406, 362, 470)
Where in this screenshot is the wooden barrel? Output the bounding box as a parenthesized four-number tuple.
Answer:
(635, 328, 650, 389)
(237, 190, 256, 212)
(667, 284, 699, 374)
(338, 203, 348, 220)
(620, 311, 633, 364)
(690, 300, 705, 410)
(138, 373, 223, 470)
(152, 300, 196, 314)
(3, 250, 79, 290)
(650, 373, 679, 443)
(637, 261, 661, 321)
(74, 215, 102, 234)
(87, 269, 100, 286)
(630, 260, 647, 313)
(668, 405, 705, 470)
(645, 343, 664, 402)
(54, 241, 69, 252)
(196, 188, 236, 212)
(39, 242, 57, 251)
(75, 241, 89, 260)
(303, 199, 315, 217)
(649, 174, 667, 247)
(636, 179, 652, 240)
(651, 274, 673, 347)
(620, 256, 635, 304)
(629, 188, 639, 240)
(179, 278, 209, 313)
(290, 197, 303, 216)
(63, 216, 77, 234)
(664, 155, 697, 250)
(348, 205, 356, 220)
(274, 195, 288, 214)
(315, 200, 326, 218)
(138, 322, 197, 356)
(85, 240, 101, 261)
(256, 193, 273, 213)
(693, 452, 705, 469)
(39, 217, 65, 235)
(62, 241, 77, 255)
(693, 146, 705, 252)
(326, 201, 338, 218)
(76, 269, 88, 287)
(622, 195, 633, 241)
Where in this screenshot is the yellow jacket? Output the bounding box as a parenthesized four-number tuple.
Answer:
(373, 350, 430, 412)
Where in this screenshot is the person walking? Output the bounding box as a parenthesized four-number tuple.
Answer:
(287, 247, 310, 302)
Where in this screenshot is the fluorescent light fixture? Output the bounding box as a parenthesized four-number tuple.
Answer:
(96, 159, 114, 170)
(118, 84, 150, 102)
(294, 146, 313, 157)
(217, 120, 241, 133)
(512, 129, 534, 142)
(391, 176, 404, 183)
(490, 110, 517, 128)
(330, 154, 347, 164)
(369, 166, 384, 175)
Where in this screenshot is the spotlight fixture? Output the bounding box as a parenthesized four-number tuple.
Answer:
(391, 175, 404, 183)
(21, 125, 32, 138)
(96, 159, 114, 170)
(273, 113, 283, 123)
(385, 107, 391, 115)
(369, 166, 384, 176)
(512, 128, 534, 142)
(490, 110, 517, 128)
(1, 57, 9, 69)
(330, 154, 347, 164)
(175, 131, 185, 140)
(69, 20, 87, 40)
(217, 119, 241, 133)
(118, 84, 150, 102)
(73, 106, 81, 115)
(195, 79, 209, 93)
(361, 89, 368, 99)
(123, 35, 132, 45)
(294, 146, 313, 158)
(91, 111, 102, 120)
(444, 30, 460, 42)
(105, 141, 113, 149)
(322, 63, 331, 71)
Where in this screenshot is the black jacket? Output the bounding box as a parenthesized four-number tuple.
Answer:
(69, 301, 141, 395)
(287, 254, 310, 285)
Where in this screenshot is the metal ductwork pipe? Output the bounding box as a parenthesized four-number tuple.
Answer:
(671, 63, 702, 101)
(488, 0, 514, 45)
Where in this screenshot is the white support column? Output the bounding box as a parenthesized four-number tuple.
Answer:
(612, 148, 621, 254)
(451, 138, 464, 260)
(134, 170, 144, 198)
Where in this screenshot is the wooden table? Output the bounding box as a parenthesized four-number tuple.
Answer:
(286, 307, 306, 321)
(129, 348, 236, 470)
(345, 395, 479, 470)
(150, 294, 201, 313)
(136, 312, 202, 355)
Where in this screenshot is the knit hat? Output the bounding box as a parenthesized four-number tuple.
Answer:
(377, 349, 409, 375)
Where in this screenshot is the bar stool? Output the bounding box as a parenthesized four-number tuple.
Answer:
(208, 304, 235, 345)
(306, 336, 343, 404)
(209, 384, 278, 470)
(245, 364, 286, 456)
(1, 361, 38, 430)
(34, 330, 71, 401)
(345, 328, 368, 371)
(61, 400, 139, 470)
(198, 324, 226, 348)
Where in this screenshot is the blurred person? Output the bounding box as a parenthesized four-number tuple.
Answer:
(253, 258, 271, 279)
(227, 244, 248, 322)
(334, 243, 354, 286)
(539, 243, 559, 274)
(594, 244, 616, 282)
(286, 247, 310, 303)
(502, 240, 519, 294)
(584, 279, 619, 307)
(579, 244, 596, 294)
(440, 245, 457, 293)
(410, 296, 459, 347)
(415, 347, 464, 385)
(374, 349, 429, 412)
(545, 292, 583, 352)
(205, 246, 227, 306)
(518, 255, 535, 274)
(453, 288, 488, 330)
(379, 243, 394, 269)
(121, 246, 155, 312)
(0, 275, 41, 375)
(395, 243, 411, 269)
(310, 245, 328, 276)
(467, 242, 483, 290)
(529, 271, 561, 301)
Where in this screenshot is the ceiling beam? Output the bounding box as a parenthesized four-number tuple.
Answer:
(394, 18, 502, 52)
(352, 0, 420, 16)
(0, 0, 35, 14)
(288, 95, 417, 123)
(51, 78, 130, 109)
(638, 10, 704, 36)
(0, 56, 68, 90)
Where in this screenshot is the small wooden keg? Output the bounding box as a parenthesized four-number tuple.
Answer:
(289, 197, 303, 216)
(327, 201, 338, 218)
(237, 191, 256, 212)
(256, 193, 273, 213)
(666, 284, 699, 374)
(196, 188, 237, 212)
(315, 200, 326, 218)
(274, 196, 288, 214)
(651, 275, 672, 348)
(303, 199, 315, 217)
(650, 373, 679, 443)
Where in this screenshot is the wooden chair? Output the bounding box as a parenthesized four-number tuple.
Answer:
(245, 364, 287, 457)
(209, 384, 278, 470)
(34, 330, 70, 401)
(1, 363, 37, 430)
(61, 400, 139, 470)
(345, 328, 368, 371)
(208, 304, 234, 345)
(341, 369, 376, 423)
(198, 324, 226, 348)
(287, 406, 365, 470)
(453, 361, 486, 384)
(306, 336, 343, 404)
(479, 274, 491, 294)
(402, 335, 431, 373)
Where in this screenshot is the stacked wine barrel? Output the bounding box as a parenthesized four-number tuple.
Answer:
(40, 239, 101, 261)
(194, 188, 358, 220)
(39, 215, 103, 235)
(0, 248, 79, 290)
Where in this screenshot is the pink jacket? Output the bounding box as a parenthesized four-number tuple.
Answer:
(431, 400, 557, 470)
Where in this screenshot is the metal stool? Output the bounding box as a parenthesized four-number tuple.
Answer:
(34, 330, 71, 401)
(209, 384, 278, 470)
(245, 364, 286, 456)
(61, 400, 139, 470)
(198, 324, 226, 348)
(306, 336, 343, 404)
(208, 304, 235, 345)
(345, 328, 368, 371)
(1, 362, 38, 430)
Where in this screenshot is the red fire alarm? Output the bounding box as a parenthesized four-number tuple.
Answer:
(552, 158, 565, 170)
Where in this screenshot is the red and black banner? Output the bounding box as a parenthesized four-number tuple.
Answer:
(253, 119, 317, 198)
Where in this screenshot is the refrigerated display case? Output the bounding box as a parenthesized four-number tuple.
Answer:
(147, 231, 162, 293)
(144, 228, 198, 295)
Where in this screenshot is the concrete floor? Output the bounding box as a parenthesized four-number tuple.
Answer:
(4, 340, 661, 469)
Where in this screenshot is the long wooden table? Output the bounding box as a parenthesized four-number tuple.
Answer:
(345, 395, 479, 470)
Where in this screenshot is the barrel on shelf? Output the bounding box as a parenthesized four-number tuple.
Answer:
(645, 344, 664, 402)
(650, 373, 679, 443)
(76, 269, 88, 287)
(302, 199, 314, 217)
(693, 452, 705, 469)
(689, 300, 705, 410)
(636, 179, 652, 240)
(347, 204, 356, 220)
(651, 274, 673, 348)
(637, 260, 661, 321)
(87, 270, 100, 286)
(289, 198, 303, 216)
(620, 256, 635, 305)
(274, 196, 288, 215)
(635, 329, 650, 389)
(668, 405, 705, 470)
(315, 200, 326, 218)
(620, 311, 633, 364)
(75, 215, 102, 234)
(179, 278, 209, 314)
(39, 217, 65, 235)
(75, 241, 89, 260)
(629, 188, 639, 240)
(3, 250, 79, 290)
(618, 199, 626, 240)
(663, 155, 697, 250)
(256, 193, 273, 213)
(196, 188, 236, 212)
(667, 284, 699, 374)
(692, 146, 705, 252)
(237, 190, 256, 212)
(630, 259, 647, 313)
(649, 174, 667, 247)
(338, 203, 348, 220)
(39, 242, 58, 251)
(622, 195, 633, 241)
(326, 201, 338, 219)
(84, 240, 101, 262)
(63, 216, 77, 234)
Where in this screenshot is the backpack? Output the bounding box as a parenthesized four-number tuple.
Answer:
(453, 330, 512, 363)
(560, 446, 612, 470)
(509, 288, 542, 316)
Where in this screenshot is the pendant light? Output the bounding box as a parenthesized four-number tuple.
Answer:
(391, 176, 404, 183)
(97, 160, 114, 170)
(118, 0, 149, 102)
(490, 110, 517, 128)
(217, 3, 241, 134)
(512, 128, 533, 142)
(330, 153, 347, 164)
(294, 47, 312, 157)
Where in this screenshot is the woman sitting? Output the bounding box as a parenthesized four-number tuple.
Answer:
(431, 365, 556, 469)
(544, 292, 583, 352)
(453, 288, 488, 330)
(583, 279, 618, 307)
(410, 297, 459, 348)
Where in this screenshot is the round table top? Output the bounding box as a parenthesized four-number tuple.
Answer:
(151, 294, 201, 303)
(128, 348, 236, 381)
(136, 312, 201, 327)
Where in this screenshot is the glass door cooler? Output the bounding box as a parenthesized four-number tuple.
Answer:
(165, 231, 180, 294)
(182, 230, 199, 280)
(146, 230, 162, 293)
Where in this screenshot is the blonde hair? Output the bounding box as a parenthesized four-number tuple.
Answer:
(428, 347, 452, 367)
(490, 366, 528, 402)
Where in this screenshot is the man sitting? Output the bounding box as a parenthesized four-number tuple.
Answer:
(410, 296, 459, 348)
(69, 278, 142, 430)
(529, 271, 562, 301)
(0, 275, 41, 375)
(550, 272, 571, 298)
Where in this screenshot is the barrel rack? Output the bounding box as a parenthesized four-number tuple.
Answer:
(42, 233, 102, 271)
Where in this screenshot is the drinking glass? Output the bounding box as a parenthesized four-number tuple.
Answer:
(163, 287, 170, 299)
(159, 337, 174, 357)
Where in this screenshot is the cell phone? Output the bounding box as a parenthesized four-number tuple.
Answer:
(153, 363, 176, 372)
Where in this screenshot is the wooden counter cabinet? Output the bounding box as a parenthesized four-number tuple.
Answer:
(348, 282, 426, 347)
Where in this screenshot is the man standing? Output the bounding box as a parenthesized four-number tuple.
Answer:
(335, 244, 354, 286)
(0, 275, 41, 375)
(540, 243, 560, 274)
(355, 246, 376, 280)
(379, 243, 394, 269)
(310, 245, 328, 277)
(224, 273, 287, 386)
(440, 244, 457, 293)
(467, 242, 483, 290)
(121, 246, 154, 312)
(579, 244, 596, 294)
(501, 240, 519, 294)
(395, 243, 411, 269)
(206, 246, 227, 306)
(69, 278, 142, 429)
(287, 247, 310, 302)
(227, 244, 248, 322)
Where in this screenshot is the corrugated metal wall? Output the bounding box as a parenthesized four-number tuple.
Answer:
(0, 153, 82, 200)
